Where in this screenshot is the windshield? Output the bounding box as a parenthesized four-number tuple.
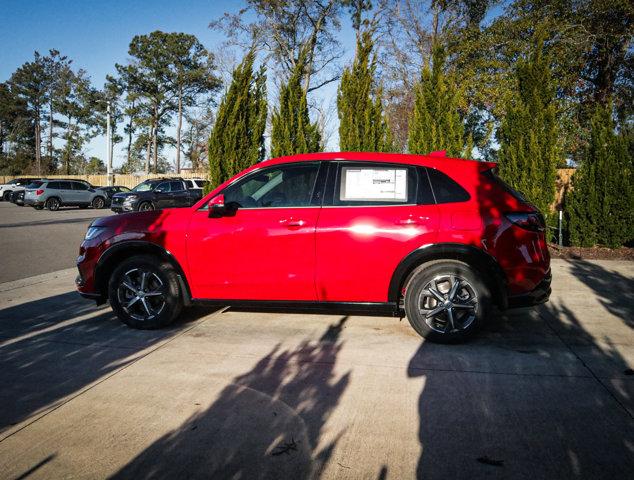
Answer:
(132, 182, 156, 192)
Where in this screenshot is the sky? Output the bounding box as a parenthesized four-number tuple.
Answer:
(0, 0, 356, 169)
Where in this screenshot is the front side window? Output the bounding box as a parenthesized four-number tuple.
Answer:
(223, 163, 320, 208)
(334, 163, 417, 206)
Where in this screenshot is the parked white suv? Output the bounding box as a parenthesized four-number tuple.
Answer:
(0, 178, 37, 201)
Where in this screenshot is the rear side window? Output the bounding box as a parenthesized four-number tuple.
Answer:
(185, 180, 193, 188)
(27, 181, 43, 188)
(169, 181, 184, 191)
(334, 163, 417, 206)
(72, 182, 89, 191)
(47, 181, 60, 190)
(426, 168, 470, 204)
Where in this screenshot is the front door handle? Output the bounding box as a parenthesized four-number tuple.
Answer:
(279, 217, 306, 227)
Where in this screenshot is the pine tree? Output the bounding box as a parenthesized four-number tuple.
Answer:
(497, 34, 560, 223)
(270, 50, 321, 157)
(208, 50, 267, 187)
(337, 31, 392, 152)
(408, 44, 465, 157)
(567, 103, 633, 247)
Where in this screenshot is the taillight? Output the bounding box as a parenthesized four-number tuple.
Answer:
(36, 189, 44, 195)
(505, 212, 545, 232)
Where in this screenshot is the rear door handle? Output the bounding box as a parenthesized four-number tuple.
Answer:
(279, 217, 306, 227)
(395, 216, 429, 225)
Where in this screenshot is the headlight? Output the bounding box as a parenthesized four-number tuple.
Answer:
(123, 195, 139, 203)
(84, 226, 104, 240)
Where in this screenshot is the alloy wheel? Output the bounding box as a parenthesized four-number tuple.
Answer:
(417, 274, 478, 334)
(117, 268, 166, 321)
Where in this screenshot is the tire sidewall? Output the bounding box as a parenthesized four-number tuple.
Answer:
(404, 260, 490, 343)
(108, 255, 182, 329)
(139, 202, 153, 212)
(92, 196, 105, 209)
(46, 197, 60, 211)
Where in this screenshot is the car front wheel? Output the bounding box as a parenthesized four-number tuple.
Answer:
(92, 196, 105, 209)
(108, 255, 182, 329)
(404, 260, 490, 343)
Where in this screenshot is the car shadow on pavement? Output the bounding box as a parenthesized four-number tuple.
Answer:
(110, 316, 351, 479)
(0, 291, 212, 436)
(567, 259, 634, 328)
(407, 297, 633, 479)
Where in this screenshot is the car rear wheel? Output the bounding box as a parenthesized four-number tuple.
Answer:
(404, 260, 490, 343)
(138, 201, 154, 212)
(92, 196, 105, 209)
(45, 197, 60, 211)
(108, 255, 182, 329)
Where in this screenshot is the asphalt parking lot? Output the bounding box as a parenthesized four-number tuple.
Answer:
(0, 201, 632, 479)
(0, 202, 110, 283)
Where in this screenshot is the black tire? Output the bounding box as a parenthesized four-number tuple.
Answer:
(92, 196, 106, 209)
(404, 260, 490, 343)
(2, 191, 10, 201)
(108, 255, 182, 329)
(45, 197, 60, 211)
(138, 201, 154, 212)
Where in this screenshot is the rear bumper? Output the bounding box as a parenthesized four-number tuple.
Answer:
(507, 270, 552, 308)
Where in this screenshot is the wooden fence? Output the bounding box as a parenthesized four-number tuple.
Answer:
(1, 168, 577, 205)
(0, 172, 209, 189)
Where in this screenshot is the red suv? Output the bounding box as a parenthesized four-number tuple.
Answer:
(76, 152, 550, 342)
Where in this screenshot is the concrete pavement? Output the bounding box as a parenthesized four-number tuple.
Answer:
(0, 201, 109, 283)
(0, 259, 632, 479)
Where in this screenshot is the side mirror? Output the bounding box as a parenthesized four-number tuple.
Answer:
(208, 194, 239, 218)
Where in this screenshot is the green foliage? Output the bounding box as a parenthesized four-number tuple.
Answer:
(337, 31, 392, 152)
(208, 50, 267, 187)
(271, 50, 321, 158)
(497, 34, 560, 222)
(407, 44, 466, 157)
(567, 103, 634, 247)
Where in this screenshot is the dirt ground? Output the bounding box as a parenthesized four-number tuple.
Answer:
(548, 243, 634, 261)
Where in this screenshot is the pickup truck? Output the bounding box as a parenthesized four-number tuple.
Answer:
(110, 178, 207, 213)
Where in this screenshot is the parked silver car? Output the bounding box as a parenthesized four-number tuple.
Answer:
(24, 180, 107, 211)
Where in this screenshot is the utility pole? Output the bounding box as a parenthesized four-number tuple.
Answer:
(106, 101, 113, 186)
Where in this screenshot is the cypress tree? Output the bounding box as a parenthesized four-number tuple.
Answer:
(208, 50, 267, 187)
(567, 103, 633, 247)
(337, 31, 392, 152)
(271, 50, 321, 157)
(408, 44, 465, 157)
(497, 34, 560, 223)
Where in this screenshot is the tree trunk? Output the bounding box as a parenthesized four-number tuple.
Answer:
(152, 106, 158, 173)
(126, 110, 134, 168)
(65, 116, 72, 175)
(145, 131, 151, 174)
(48, 98, 53, 167)
(34, 107, 41, 175)
(176, 88, 183, 174)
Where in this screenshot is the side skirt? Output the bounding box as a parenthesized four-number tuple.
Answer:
(190, 299, 401, 317)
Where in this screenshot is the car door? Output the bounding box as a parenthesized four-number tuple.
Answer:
(56, 181, 74, 205)
(71, 181, 92, 204)
(152, 182, 173, 209)
(169, 181, 190, 207)
(186, 161, 324, 301)
(315, 162, 439, 302)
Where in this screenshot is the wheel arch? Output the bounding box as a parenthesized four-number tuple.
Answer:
(95, 241, 192, 305)
(388, 243, 508, 309)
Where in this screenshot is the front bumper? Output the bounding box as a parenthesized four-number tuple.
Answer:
(507, 270, 552, 308)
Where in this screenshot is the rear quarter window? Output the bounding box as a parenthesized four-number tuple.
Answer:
(426, 168, 470, 204)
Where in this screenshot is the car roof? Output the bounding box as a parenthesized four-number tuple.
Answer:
(257, 151, 496, 170)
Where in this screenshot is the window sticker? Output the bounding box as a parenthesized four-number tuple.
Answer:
(341, 167, 407, 201)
